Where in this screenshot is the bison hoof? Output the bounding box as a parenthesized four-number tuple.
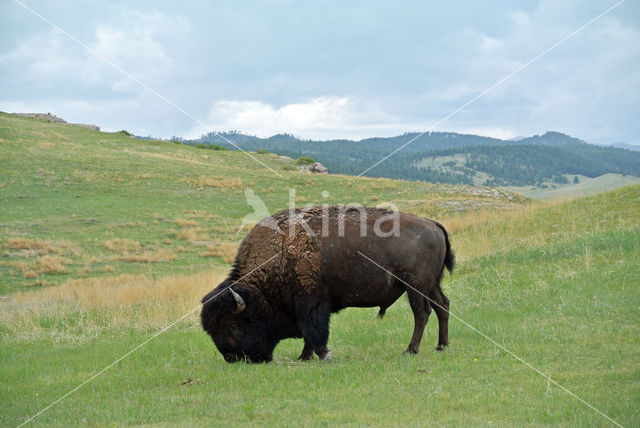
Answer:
(298, 353, 313, 361)
(321, 350, 333, 362)
(403, 347, 419, 355)
(435, 344, 447, 351)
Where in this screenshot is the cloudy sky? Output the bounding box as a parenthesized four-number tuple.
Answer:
(1, 0, 638, 144)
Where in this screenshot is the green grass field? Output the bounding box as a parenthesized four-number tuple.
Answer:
(1, 113, 638, 426)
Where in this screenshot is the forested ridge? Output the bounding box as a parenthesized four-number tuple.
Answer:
(185, 130, 640, 186)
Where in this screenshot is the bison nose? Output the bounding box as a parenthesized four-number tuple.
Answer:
(223, 353, 237, 363)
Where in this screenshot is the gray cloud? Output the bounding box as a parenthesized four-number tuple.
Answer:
(1, 0, 638, 144)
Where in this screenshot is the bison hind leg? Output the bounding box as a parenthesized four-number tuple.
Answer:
(378, 306, 387, 319)
(403, 274, 433, 355)
(431, 286, 450, 351)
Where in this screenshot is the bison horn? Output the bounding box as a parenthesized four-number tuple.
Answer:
(229, 287, 246, 313)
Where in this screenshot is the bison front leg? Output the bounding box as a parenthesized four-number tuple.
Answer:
(296, 300, 332, 362)
(298, 339, 314, 360)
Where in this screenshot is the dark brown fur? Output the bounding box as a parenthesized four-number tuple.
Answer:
(201, 207, 454, 363)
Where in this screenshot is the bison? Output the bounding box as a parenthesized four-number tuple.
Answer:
(201, 206, 454, 363)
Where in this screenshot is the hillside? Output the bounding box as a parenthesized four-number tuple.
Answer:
(1, 112, 638, 425)
(0, 112, 522, 295)
(412, 141, 640, 186)
(505, 173, 640, 200)
(191, 130, 640, 190)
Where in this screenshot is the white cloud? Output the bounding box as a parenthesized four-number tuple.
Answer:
(457, 127, 516, 140)
(189, 95, 521, 142)
(90, 11, 188, 92)
(0, 10, 188, 95)
(194, 96, 416, 140)
(424, 83, 478, 103)
(209, 97, 351, 137)
(92, 12, 172, 65)
(480, 36, 504, 52)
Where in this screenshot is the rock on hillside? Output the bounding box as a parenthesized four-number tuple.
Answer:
(298, 162, 328, 174)
(14, 113, 100, 131)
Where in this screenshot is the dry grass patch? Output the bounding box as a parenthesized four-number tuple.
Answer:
(37, 255, 72, 274)
(1, 269, 228, 336)
(175, 217, 200, 227)
(198, 242, 238, 263)
(53, 240, 82, 256)
(6, 237, 51, 252)
(23, 270, 37, 279)
(238, 222, 255, 233)
(104, 238, 141, 253)
(437, 198, 613, 262)
(179, 175, 243, 191)
(112, 249, 176, 263)
(171, 227, 210, 241)
(7, 260, 30, 273)
(50, 131, 70, 141)
(209, 221, 240, 235)
(72, 170, 124, 183)
(183, 209, 207, 217)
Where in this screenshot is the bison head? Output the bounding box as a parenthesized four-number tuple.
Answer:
(200, 280, 274, 363)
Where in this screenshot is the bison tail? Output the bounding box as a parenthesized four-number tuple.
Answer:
(435, 222, 455, 274)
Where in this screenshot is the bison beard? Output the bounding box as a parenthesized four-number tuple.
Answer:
(201, 207, 454, 363)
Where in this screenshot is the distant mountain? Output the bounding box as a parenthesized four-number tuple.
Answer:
(609, 142, 640, 152)
(517, 131, 586, 146)
(184, 130, 640, 187)
(408, 140, 640, 186)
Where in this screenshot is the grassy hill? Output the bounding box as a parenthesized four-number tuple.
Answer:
(0, 112, 522, 294)
(1, 113, 638, 426)
(506, 173, 640, 200)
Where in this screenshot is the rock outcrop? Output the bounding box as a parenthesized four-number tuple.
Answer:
(15, 113, 100, 131)
(298, 162, 328, 174)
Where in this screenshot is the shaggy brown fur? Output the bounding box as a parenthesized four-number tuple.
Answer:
(201, 207, 454, 363)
